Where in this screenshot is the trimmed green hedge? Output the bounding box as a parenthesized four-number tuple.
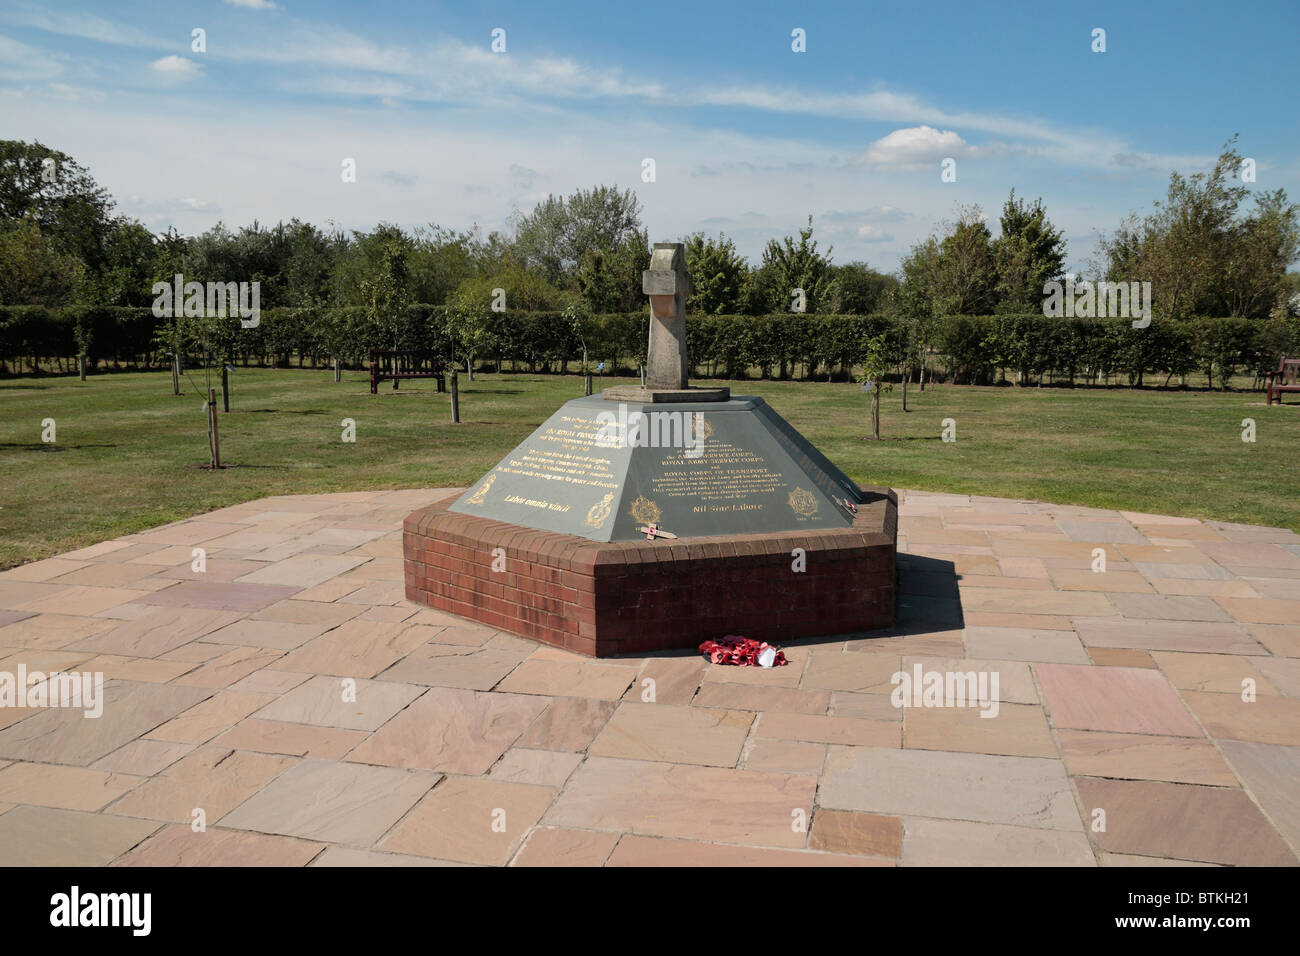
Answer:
(2, 305, 1296, 388)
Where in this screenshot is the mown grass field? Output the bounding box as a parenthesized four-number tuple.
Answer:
(2, 367, 1297, 569)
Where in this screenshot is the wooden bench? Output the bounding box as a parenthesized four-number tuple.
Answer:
(369, 351, 446, 394)
(1266, 357, 1300, 406)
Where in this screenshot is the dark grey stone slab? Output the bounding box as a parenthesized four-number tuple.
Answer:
(449, 395, 867, 542)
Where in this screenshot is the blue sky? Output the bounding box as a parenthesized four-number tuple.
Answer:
(2, 0, 1297, 272)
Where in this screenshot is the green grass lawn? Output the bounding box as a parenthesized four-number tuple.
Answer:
(2, 367, 1297, 569)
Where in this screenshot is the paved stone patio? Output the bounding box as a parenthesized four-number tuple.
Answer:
(0, 488, 1297, 866)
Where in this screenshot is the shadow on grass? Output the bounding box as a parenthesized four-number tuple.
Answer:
(0, 443, 119, 451)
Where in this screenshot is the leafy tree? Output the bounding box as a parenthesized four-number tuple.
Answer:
(682, 232, 748, 314)
(825, 262, 897, 315)
(0, 140, 115, 272)
(0, 219, 87, 306)
(760, 216, 833, 313)
(576, 230, 650, 312)
(513, 185, 642, 284)
(1097, 139, 1299, 319)
(992, 190, 1066, 313)
(360, 238, 413, 352)
(934, 206, 998, 315)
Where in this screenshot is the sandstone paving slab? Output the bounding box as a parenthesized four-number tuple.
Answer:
(964, 626, 1089, 664)
(829, 692, 901, 721)
(1048, 570, 1153, 593)
(1198, 541, 1300, 571)
(1248, 624, 1300, 657)
(229, 669, 312, 696)
(44, 563, 164, 589)
(962, 611, 1073, 631)
(1151, 650, 1279, 695)
(0, 761, 142, 811)
(0, 559, 91, 582)
(900, 818, 1096, 866)
(488, 748, 583, 787)
(605, 835, 890, 867)
(1035, 663, 1201, 736)
(68, 607, 244, 658)
(1150, 578, 1260, 598)
(1241, 577, 1300, 601)
(346, 686, 547, 774)
(378, 645, 526, 690)
(235, 554, 369, 589)
(174, 646, 285, 689)
(1099, 853, 1218, 866)
(755, 712, 900, 748)
(253, 675, 423, 731)
(1253, 657, 1300, 696)
(809, 809, 902, 858)
(91, 739, 194, 777)
(1087, 648, 1156, 668)
(1056, 520, 1149, 545)
(155, 558, 269, 583)
(137, 581, 300, 613)
(903, 702, 1057, 758)
(310, 846, 469, 866)
(268, 620, 429, 678)
(801, 649, 901, 693)
(1215, 740, 1300, 851)
(1133, 561, 1235, 581)
(1072, 617, 1265, 655)
(589, 702, 753, 767)
(250, 599, 364, 628)
(78, 654, 197, 684)
(20, 586, 150, 617)
(514, 697, 617, 752)
(901, 657, 1040, 704)
(1180, 691, 1300, 747)
(382, 776, 555, 865)
(741, 738, 826, 775)
(220, 759, 436, 845)
(496, 658, 637, 700)
(693, 682, 830, 715)
(545, 756, 816, 848)
(109, 747, 294, 824)
(424, 625, 497, 647)
(620, 656, 705, 705)
(197, 619, 332, 651)
(819, 747, 1081, 831)
(1215, 596, 1300, 625)
(1057, 730, 1239, 786)
(210, 719, 369, 760)
(145, 690, 273, 744)
(0, 805, 160, 866)
(1074, 776, 1297, 866)
(0, 680, 210, 765)
(1108, 593, 1231, 622)
(511, 827, 619, 867)
(114, 824, 323, 866)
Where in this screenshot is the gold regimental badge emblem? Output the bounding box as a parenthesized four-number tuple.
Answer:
(688, 415, 714, 443)
(788, 487, 818, 517)
(584, 492, 615, 528)
(628, 495, 662, 526)
(465, 473, 495, 506)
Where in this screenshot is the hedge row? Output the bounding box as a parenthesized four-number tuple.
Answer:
(2, 305, 1297, 387)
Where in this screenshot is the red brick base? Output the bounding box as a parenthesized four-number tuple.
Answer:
(403, 487, 897, 658)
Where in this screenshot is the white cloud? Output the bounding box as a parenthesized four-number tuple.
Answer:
(861, 126, 969, 167)
(150, 55, 201, 80)
(224, 0, 278, 9)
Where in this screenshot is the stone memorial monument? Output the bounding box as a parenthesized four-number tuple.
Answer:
(403, 242, 897, 656)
